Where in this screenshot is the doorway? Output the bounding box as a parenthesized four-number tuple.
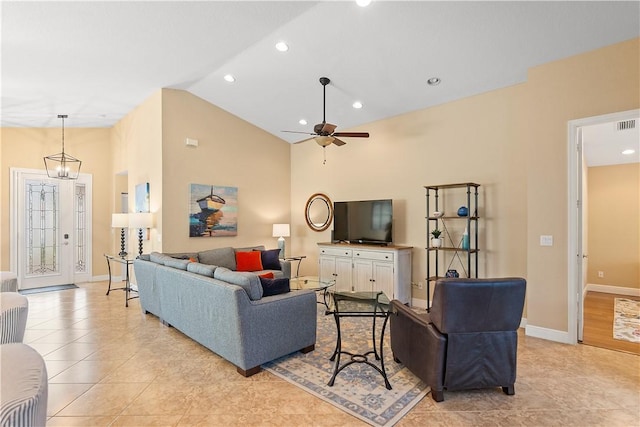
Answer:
(10, 168, 93, 290)
(568, 109, 640, 345)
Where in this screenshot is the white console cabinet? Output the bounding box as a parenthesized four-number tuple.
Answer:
(318, 243, 412, 304)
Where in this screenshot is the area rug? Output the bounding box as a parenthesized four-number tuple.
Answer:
(613, 298, 640, 343)
(19, 284, 78, 295)
(263, 305, 428, 427)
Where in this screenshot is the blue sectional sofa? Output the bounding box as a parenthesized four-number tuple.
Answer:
(133, 246, 317, 376)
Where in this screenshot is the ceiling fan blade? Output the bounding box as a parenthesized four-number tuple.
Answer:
(332, 132, 370, 138)
(282, 130, 317, 135)
(332, 138, 347, 146)
(320, 123, 337, 134)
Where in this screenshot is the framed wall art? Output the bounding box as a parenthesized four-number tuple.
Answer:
(189, 184, 238, 237)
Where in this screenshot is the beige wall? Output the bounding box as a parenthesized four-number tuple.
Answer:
(524, 38, 639, 332)
(1, 127, 113, 275)
(587, 163, 639, 288)
(109, 89, 292, 256)
(292, 38, 639, 334)
(158, 89, 291, 252)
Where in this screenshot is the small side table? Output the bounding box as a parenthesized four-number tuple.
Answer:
(104, 254, 138, 307)
(327, 291, 392, 390)
(282, 255, 306, 277)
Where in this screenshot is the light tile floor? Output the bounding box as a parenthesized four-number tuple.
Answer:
(17, 282, 640, 426)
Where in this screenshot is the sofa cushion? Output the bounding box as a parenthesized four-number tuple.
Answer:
(187, 262, 217, 277)
(235, 251, 263, 272)
(166, 252, 199, 262)
(259, 276, 290, 297)
(198, 247, 236, 270)
(214, 268, 263, 300)
(150, 252, 172, 265)
(256, 248, 282, 270)
(163, 258, 191, 270)
(235, 245, 265, 252)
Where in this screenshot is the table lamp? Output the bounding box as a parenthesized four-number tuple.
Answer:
(111, 213, 129, 257)
(272, 223, 290, 258)
(129, 212, 155, 257)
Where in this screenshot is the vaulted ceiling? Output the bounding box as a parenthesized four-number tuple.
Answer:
(2, 1, 639, 160)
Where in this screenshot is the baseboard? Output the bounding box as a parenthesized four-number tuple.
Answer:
(585, 283, 640, 297)
(525, 324, 571, 344)
(92, 274, 114, 282)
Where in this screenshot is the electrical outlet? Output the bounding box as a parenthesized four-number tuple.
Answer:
(598, 271, 604, 278)
(417, 282, 423, 289)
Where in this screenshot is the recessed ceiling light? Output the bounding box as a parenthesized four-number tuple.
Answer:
(622, 149, 636, 155)
(427, 77, 441, 86)
(275, 41, 289, 52)
(356, 0, 372, 7)
(352, 101, 363, 109)
(223, 74, 236, 83)
(299, 119, 307, 125)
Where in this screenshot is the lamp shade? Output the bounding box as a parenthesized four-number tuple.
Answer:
(129, 212, 155, 229)
(272, 223, 290, 238)
(111, 213, 129, 228)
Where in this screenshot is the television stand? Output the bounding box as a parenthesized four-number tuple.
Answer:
(317, 243, 412, 305)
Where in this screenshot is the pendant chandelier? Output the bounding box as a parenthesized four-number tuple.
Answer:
(43, 114, 82, 179)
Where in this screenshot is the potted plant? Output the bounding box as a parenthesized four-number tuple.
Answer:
(431, 229, 442, 248)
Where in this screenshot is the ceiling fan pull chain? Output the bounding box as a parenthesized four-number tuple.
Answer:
(323, 146, 327, 165)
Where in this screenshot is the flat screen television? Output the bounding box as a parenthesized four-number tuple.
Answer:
(332, 199, 393, 245)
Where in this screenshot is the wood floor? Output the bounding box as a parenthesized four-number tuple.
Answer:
(582, 291, 640, 355)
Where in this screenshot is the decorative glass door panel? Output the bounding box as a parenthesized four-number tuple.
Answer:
(11, 169, 92, 290)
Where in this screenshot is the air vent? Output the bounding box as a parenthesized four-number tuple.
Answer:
(616, 119, 636, 131)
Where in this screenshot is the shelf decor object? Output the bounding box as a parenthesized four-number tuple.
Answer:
(129, 212, 155, 257)
(272, 223, 290, 258)
(424, 182, 481, 311)
(111, 213, 129, 257)
(43, 114, 82, 179)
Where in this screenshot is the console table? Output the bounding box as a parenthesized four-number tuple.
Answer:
(104, 254, 138, 307)
(327, 290, 392, 390)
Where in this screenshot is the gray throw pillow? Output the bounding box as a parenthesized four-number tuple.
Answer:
(198, 247, 236, 270)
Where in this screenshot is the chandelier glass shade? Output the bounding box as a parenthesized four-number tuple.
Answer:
(43, 115, 82, 179)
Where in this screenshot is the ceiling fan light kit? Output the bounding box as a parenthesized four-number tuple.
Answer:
(283, 76, 370, 163)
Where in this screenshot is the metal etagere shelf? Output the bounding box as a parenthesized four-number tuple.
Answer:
(425, 182, 481, 311)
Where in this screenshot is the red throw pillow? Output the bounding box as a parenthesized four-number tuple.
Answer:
(258, 272, 274, 279)
(235, 251, 263, 272)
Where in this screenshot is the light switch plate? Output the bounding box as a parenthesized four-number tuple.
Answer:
(540, 235, 553, 246)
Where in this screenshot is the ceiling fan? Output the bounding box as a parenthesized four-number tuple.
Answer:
(283, 77, 370, 149)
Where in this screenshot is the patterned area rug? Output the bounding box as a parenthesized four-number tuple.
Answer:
(613, 298, 640, 343)
(263, 304, 428, 427)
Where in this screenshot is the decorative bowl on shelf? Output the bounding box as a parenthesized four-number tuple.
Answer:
(457, 206, 469, 217)
(433, 211, 444, 218)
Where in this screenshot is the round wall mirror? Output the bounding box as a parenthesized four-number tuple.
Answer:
(305, 193, 333, 232)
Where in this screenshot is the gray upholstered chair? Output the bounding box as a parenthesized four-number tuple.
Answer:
(389, 277, 526, 402)
(0, 272, 18, 293)
(0, 292, 29, 344)
(0, 343, 48, 427)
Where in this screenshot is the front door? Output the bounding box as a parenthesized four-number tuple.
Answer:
(10, 168, 92, 290)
